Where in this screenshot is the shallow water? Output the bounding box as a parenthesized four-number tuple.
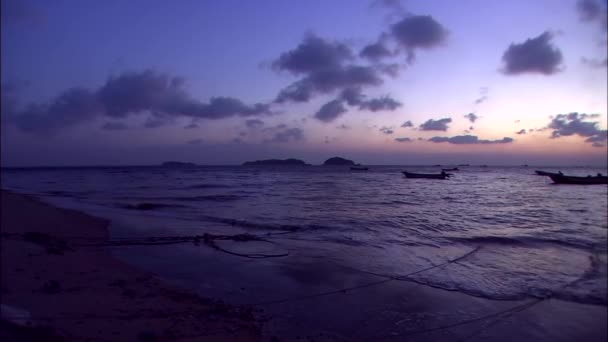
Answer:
(2, 165, 607, 339)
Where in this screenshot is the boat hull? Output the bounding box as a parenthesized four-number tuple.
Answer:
(535, 170, 559, 176)
(548, 174, 608, 185)
(402, 171, 449, 179)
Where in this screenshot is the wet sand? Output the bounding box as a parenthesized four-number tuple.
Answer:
(0, 190, 261, 341)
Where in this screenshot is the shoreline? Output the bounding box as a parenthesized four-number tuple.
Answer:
(0, 190, 262, 341)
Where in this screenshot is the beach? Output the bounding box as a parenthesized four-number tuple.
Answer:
(1, 165, 607, 341)
(0, 190, 261, 341)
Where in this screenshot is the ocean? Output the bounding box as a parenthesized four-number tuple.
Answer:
(2, 165, 607, 340)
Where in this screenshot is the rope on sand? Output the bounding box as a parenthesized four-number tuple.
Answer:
(247, 246, 482, 306)
(1, 231, 289, 259)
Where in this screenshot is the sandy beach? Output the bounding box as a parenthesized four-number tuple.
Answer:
(0, 190, 262, 341)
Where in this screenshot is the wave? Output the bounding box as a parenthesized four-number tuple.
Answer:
(182, 184, 232, 189)
(120, 194, 243, 203)
(449, 235, 594, 250)
(120, 203, 187, 211)
(198, 215, 331, 232)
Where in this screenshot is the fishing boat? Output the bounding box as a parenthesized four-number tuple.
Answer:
(402, 171, 451, 179)
(535, 170, 560, 176)
(350, 166, 369, 171)
(442, 167, 459, 172)
(548, 174, 608, 185)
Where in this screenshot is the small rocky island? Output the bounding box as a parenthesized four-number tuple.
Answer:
(161, 161, 198, 167)
(242, 158, 309, 166)
(322, 157, 356, 166)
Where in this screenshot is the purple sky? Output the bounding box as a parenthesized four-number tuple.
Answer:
(1, 0, 607, 166)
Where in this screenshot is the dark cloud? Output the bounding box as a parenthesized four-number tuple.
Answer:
(576, 0, 606, 21)
(464, 113, 479, 123)
(187, 139, 203, 145)
(401, 120, 413, 128)
(338, 87, 401, 112)
(272, 34, 353, 75)
(360, 34, 395, 61)
(98, 71, 271, 119)
(516, 129, 527, 135)
(391, 15, 448, 63)
(339, 87, 365, 106)
(336, 124, 351, 130)
(246, 119, 264, 128)
(359, 96, 401, 111)
(5, 70, 272, 134)
(184, 123, 199, 129)
(265, 127, 304, 143)
(9, 87, 102, 134)
(394, 137, 412, 142)
(429, 135, 514, 144)
(101, 122, 128, 130)
(547, 112, 607, 147)
(275, 65, 383, 103)
(314, 99, 347, 122)
(143, 117, 169, 128)
(380, 126, 394, 134)
(501, 32, 563, 75)
(419, 117, 452, 131)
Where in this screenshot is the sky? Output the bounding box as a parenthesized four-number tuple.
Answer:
(1, 0, 607, 166)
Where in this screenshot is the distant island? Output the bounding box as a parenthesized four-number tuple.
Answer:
(242, 158, 309, 166)
(161, 161, 198, 167)
(323, 157, 356, 166)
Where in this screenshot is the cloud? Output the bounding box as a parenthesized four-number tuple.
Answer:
(576, 0, 606, 22)
(272, 34, 353, 75)
(401, 120, 413, 128)
(394, 137, 412, 142)
(581, 57, 608, 68)
(275, 65, 383, 103)
(184, 123, 199, 129)
(314, 99, 347, 122)
(143, 117, 169, 128)
(101, 122, 129, 130)
(360, 34, 395, 61)
(339, 87, 401, 111)
(429, 135, 514, 144)
(474, 87, 489, 104)
(419, 117, 452, 131)
(336, 124, 351, 130)
(391, 15, 448, 63)
(547, 112, 607, 147)
(464, 113, 478, 123)
(5, 69, 272, 135)
(516, 129, 527, 135)
(98, 70, 272, 119)
(265, 127, 304, 143)
(8, 87, 102, 134)
(474, 96, 488, 105)
(501, 32, 563, 75)
(246, 119, 264, 128)
(359, 96, 401, 111)
(380, 126, 394, 134)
